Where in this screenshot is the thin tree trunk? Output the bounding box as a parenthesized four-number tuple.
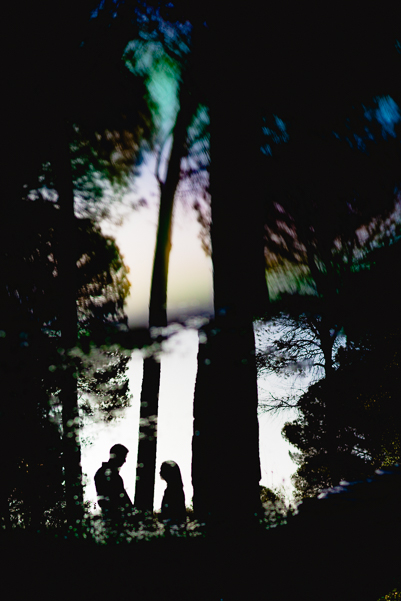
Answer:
(52, 119, 84, 531)
(134, 60, 200, 512)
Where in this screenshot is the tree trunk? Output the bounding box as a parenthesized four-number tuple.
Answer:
(52, 120, 84, 531)
(134, 58, 200, 512)
(191, 13, 268, 532)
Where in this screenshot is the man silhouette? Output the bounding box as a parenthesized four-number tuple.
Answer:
(94, 444, 133, 527)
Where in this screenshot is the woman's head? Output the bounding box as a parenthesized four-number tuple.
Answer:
(160, 460, 183, 488)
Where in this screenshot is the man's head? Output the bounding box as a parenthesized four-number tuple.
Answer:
(109, 444, 129, 467)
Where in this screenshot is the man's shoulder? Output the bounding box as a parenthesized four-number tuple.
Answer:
(95, 462, 111, 480)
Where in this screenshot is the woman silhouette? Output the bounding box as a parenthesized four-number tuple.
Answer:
(160, 460, 187, 534)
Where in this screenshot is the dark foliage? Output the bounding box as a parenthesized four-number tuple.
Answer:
(0, 196, 131, 528)
(1, 466, 399, 601)
(282, 240, 401, 499)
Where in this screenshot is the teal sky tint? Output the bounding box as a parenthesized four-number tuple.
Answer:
(186, 104, 209, 146)
(261, 115, 289, 156)
(89, 0, 105, 20)
(364, 96, 401, 138)
(125, 39, 180, 138)
(274, 116, 288, 136)
(180, 103, 210, 184)
(331, 96, 401, 151)
(122, 6, 192, 140)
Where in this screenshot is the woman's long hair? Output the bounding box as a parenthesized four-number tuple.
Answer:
(160, 460, 184, 489)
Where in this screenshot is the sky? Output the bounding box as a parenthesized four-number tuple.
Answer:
(79, 160, 300, 513)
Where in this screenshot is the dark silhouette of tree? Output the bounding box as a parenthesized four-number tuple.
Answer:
(191, 9, 269, 532)
(0, 197, 132, 529)
(282, 241, 401, 500)
(3, 0, 154, 529)
(256, 200, 401, 415)
(256, 89, 401, 412)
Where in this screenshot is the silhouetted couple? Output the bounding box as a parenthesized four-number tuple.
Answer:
(95, 446, 186, 535)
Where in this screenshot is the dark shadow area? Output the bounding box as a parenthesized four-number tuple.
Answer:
(1, 465, 400, 600)
(2, 2, 401, 600)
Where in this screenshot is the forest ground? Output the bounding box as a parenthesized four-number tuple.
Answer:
(1, 513, 400, 601)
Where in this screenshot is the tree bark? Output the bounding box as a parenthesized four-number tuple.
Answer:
(191, 12, 268, 532)
(52, 120, 85, 531)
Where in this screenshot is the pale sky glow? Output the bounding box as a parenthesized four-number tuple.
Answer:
(80, 169, 298, 511)
(81, 332, 199, 512)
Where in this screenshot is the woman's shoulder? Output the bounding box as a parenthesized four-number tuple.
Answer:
(162, 486, 186, 513)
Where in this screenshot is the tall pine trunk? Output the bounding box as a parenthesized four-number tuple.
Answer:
(191, 12, 268, 532)
(134, 59, 200, 512)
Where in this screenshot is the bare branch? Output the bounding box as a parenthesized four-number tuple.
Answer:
(258, 391, 300, 415)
